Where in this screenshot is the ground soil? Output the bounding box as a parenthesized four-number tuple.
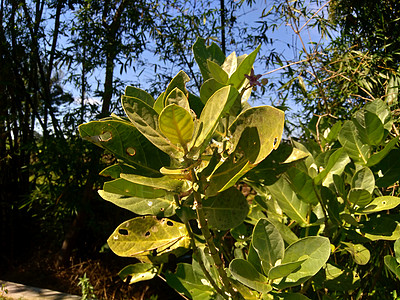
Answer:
(1, 250, 181, 300)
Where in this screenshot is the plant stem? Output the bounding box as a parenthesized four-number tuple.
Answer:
(173, 195, 225, 297)
(190, 173, 240, 299)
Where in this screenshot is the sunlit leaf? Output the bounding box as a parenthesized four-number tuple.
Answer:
(118, 263, 158, 284)
(107, 216, 189, 257)
(338, 120, 370, 164)
(229, 259, 272, 293)
(159, 104, 194, 147)
(341, 242, 370, 265)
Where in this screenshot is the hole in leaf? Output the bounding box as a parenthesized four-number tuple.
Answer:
(382, 201, 387, 205)
(273, 137, 278, 147)
(99, 131, 112, 142)
(160, 208, 165, 211)
(126, 147, 136, 156)
(118, 229, 128, 236)
(167, 221, 173, 226)
(145, 231, 151, 237)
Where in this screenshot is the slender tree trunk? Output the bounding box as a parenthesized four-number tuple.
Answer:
(220, 0, 226, 55)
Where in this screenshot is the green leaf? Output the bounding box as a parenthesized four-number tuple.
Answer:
(107, 216, 189, 257)
(79, 119, 168, 175)
(314, 148, 350, 186)
(193, 37, 225, 81)
(164, 87, 191, 111)
(395, 238, 400, 264)
(228, 106, 285, 164)
(153, 91, 165, 114)
(353, 110, 384, 146)
(384, 255, 400, 279)
(360, 215, 400, 240)
(268, 260, 306, 281)
(277, 236, 331, 288)
(99, 179, 175, 216)
(199, 78, 225, 105)
(229, 259, 272, 293)
(315, 264, 360, 292)
(165, 263, 216, 300)
(100, 163, 137, 179)
(202, 187, 249, 230)
(120, 173, 190, 193)
(373, 149, 400, 187)
(348, 188, 372, 207)
(364, 99, 393, 131)
(252, 219, 284, 274)
(118, 263, 158, 284)
(266, 177, 309, 226)
(189, 86, 239, 158)
(221, 51, 238, 76)
(338, 120, 370, 164)
(159, 104, 194, 147)
(124, 86, 154, 106)
(207, 60, 229, 84)
(228, 45, 261, 89)
(367, 137, 399, 167)
(266, 218, 299, 245)
(351, 167, 375, 193)
(341, 242, 370, 265)
(385, 75, 399, 106)
(122, 96, 184, 158)
(164, 71, 190, 103)
(285, 168, 318, 205)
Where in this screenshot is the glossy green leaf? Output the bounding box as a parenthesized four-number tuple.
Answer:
(348, 188, 372, 207)
(122, 96, 184, 158)
(252, 219, 284, 274)
(159, 104, 194, 147)
(351, 167, 375, 193)
(202, 187, 249, 230)
(207, 60, 229, 84)
(385, 75, 399, 105)
(205, 151, 254, 196)
(266, 177, 309, 226)
(107, 216, 189, 257)
(384, 256, 400, 279)
(164, 71, 190, 103)
(373, 149, 400, 187)
(286, 168, 318, 205)
(229, 259, 272, 293)
(361, 215, 400, 241)
(199, 78, 225, 105)
(228, 105, 285, 164)
(79, 119, 168, 175)
(193, 37, 226, 81)
(99, 179, 175, 216)
(228, 45, 261, 89)
(353, 110, 384, 146)
(221, 51, 238, 76)
(395, 238, 400, 264)
(314, 148, 350, 186)
(125, 86, 154, 106)
(364, 99, 393, 131)
(189, 86, 239, 158)
(338, 120, 370, 164)
(100, 163, 136, 179)
(120, 173, 190, 193)
(317, 264, 360, 292)
(367, 136, 399, 167)
(277, 236, 331, 288)
(266, 218, 299, 245)
(165, 263, 216, 300)
(153, 91, 165, 114)
(164, 87, 191, 111)
(118, 263, 158, 284)
(341, 242, 370, 265)
(268, 260, 306, 281)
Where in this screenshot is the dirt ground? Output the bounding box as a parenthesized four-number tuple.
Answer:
(1, 250, 181, 300)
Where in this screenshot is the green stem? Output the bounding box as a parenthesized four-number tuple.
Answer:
(173, 196, 225, 297)
(190, 178, 240, 299)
